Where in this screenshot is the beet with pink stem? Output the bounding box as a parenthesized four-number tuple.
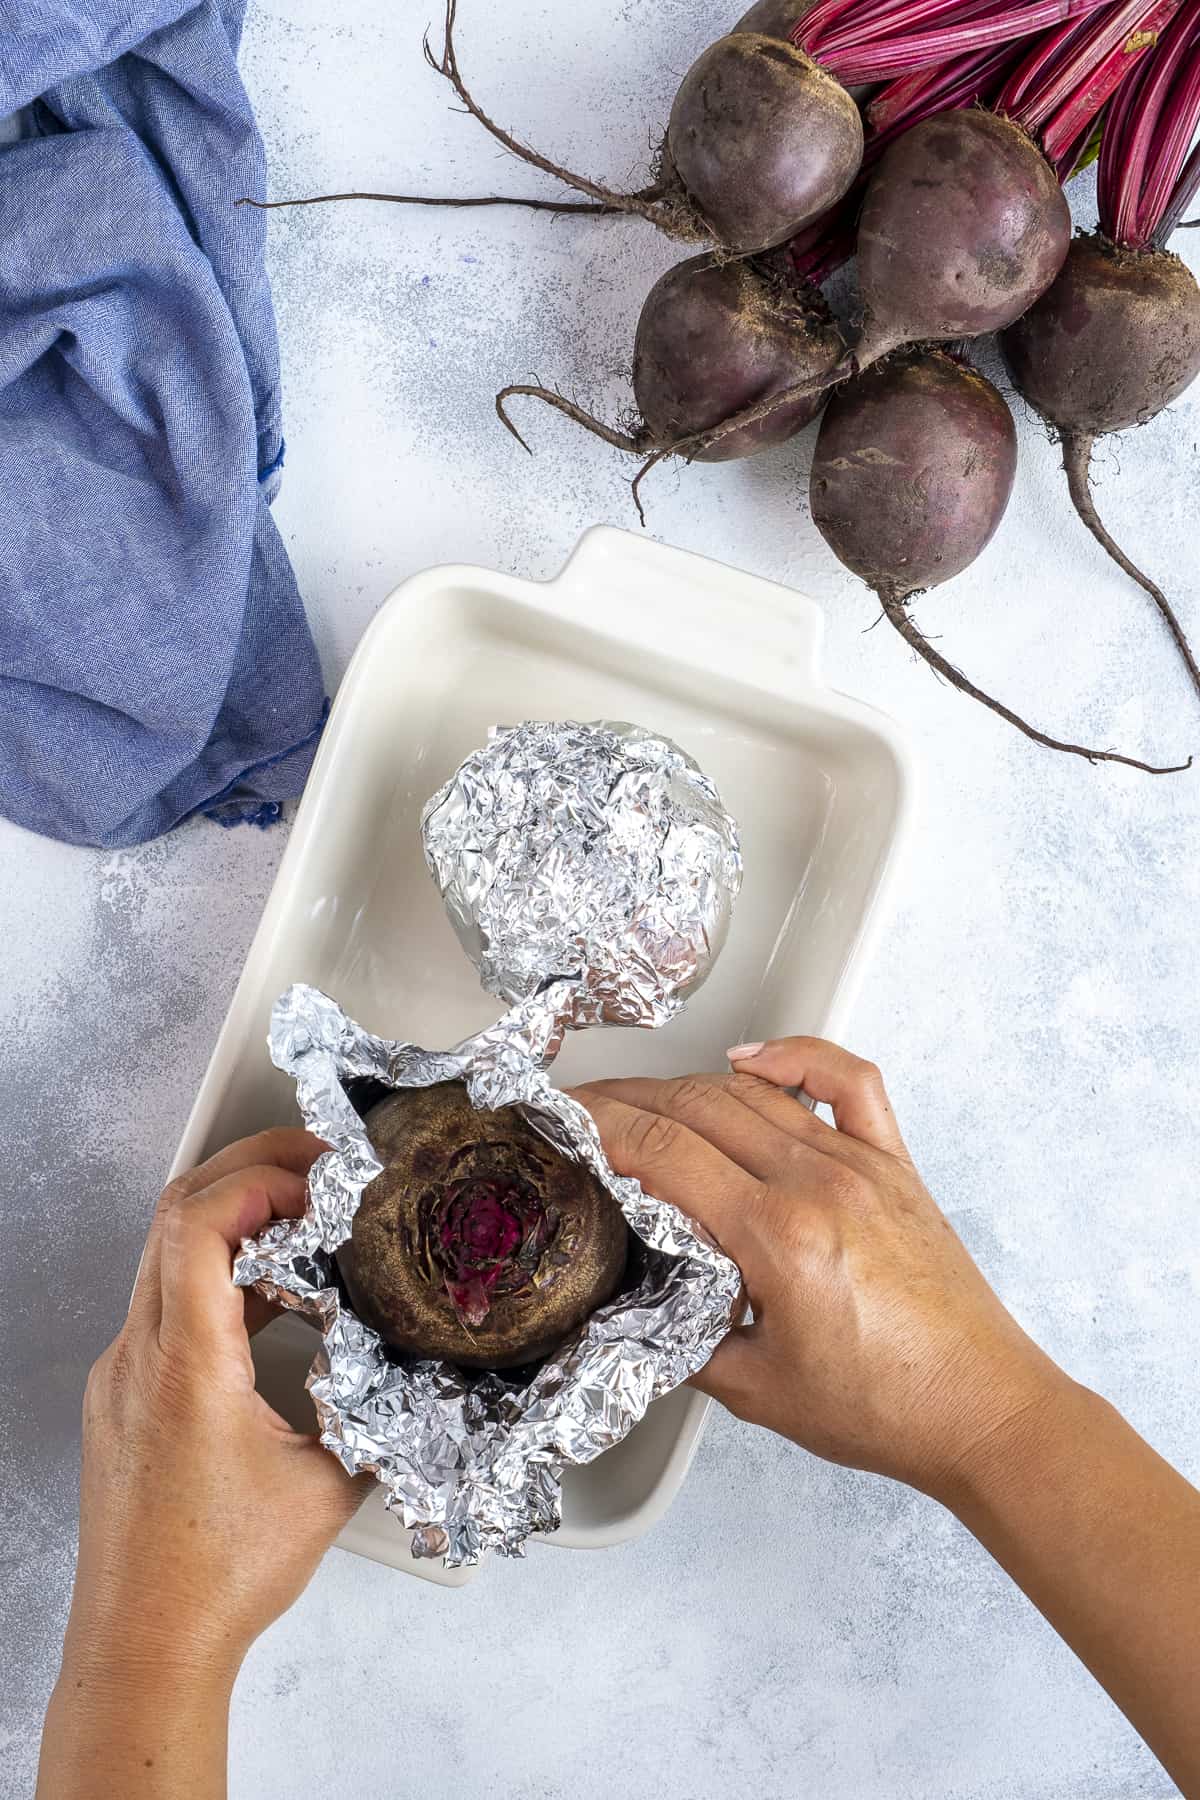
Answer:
(851, 111, 1071, 369)
(840, 0, 1184, 374)
(789, 39, 1035, 286)
(1001, 0, 1200, 700)
(810, 349, 1190, 772)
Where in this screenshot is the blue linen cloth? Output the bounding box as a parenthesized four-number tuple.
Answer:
(0, 1, 327, 847)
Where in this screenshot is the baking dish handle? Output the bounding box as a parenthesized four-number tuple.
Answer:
(551, 524, 827, 691)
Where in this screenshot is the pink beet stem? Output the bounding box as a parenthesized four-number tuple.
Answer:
(804, 0, 1008, 56)
(792, 0, 867, 51)
(1156, 134, 1200, 238)
(868, 39, 1008, 124)
(813, 0, 1113, 82)
(1099, 0, 1200, 241)
(819, 0, 996, 47)
(1098, 33, 1154, 219)
(996, 10, 1096, 111)
(1114, 5, 1192, 237)
(1136, 7, 1200, 236)
(1026, 0, 1184, 166)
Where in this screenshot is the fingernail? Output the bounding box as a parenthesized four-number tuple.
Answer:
(726, 1042, 765, 1063)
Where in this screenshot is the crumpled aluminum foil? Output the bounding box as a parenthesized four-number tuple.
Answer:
(422, 720, 743, 1028)
(234, 721, 743, 1566)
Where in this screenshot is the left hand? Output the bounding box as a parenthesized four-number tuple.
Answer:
(64, 1130, 368, 1690)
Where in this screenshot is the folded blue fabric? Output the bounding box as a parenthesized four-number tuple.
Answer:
(0, 1, 327, 847)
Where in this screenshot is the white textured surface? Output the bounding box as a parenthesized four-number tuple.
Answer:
(3, 3, 1200, 1795)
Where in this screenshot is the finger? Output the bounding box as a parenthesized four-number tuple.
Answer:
(157, 1164, 312, 1355)
(131, 1128, 323, 1327)
(727, 1039, 910, 1159)
(582, 1073, 839, 1182)
(572, 1089, 763, 1264)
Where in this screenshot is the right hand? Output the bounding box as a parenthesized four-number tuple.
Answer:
(575, 1040, 1071, 1503)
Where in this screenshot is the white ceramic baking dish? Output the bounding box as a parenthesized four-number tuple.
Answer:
(169, 525, 915, 1588)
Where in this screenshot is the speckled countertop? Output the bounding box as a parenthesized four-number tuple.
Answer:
(3, 4, 1199, 1796)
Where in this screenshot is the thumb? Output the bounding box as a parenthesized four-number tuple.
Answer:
(688, 1324, 762, 1420)
(280, 1432, 374, 1535)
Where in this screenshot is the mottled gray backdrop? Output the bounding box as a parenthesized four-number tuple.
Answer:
(3, 2, 1198, 1795)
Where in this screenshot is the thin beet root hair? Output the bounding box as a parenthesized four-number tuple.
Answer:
(880, 591, 1193, 774)
(239, 0, 670, 226)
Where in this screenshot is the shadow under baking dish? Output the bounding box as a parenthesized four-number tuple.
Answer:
(170, 526, 915, 1586)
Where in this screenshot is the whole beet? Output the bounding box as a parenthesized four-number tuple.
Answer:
(250, 4, 865, 259)
(811, 351, 1016, 597)
(497, 252, 849, 509)
(1003, 235, 1200, 434)
(854, 111, 1071, 368)
(1001, 233, 1200, 699)
(665, 33, 863, 253)
(632, 253, 845, 460)
(811, 350, 1186, 772)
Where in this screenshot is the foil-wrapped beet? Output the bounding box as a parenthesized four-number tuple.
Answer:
(337, 1082, 628, 1369)
(422, 720, 742, 1028)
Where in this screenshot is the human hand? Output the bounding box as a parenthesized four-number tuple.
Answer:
(65, 1130, 367, 1692)
(576, 1041, 1070, 1504)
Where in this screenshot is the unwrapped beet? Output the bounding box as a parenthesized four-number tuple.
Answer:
(853, 111, 1070, 368)
(337, 1082, 628, 1370)
(497, 250, 848, 510)
(810, 349, 1016, 598)
(1002, 234, 1200, 436)
(632, 253, 844, 460)
(666, 33, 863, 253)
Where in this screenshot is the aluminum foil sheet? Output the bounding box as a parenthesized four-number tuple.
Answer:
(233, 721, 743, 1566)
(422, 720, 743, 1028)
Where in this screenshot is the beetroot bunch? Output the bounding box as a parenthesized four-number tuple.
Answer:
(246, 0, 1200, 773)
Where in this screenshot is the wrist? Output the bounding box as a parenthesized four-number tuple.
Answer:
(928, 1353, 1086, 1519)
(59, 1594, 244, 1707)
(929, 1358, 1094, 1519)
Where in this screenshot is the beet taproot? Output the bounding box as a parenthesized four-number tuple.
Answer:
(337, 1082, 628, 1370)
(1001, 233, 1200, 698)
(811, 349, 1189, 773)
